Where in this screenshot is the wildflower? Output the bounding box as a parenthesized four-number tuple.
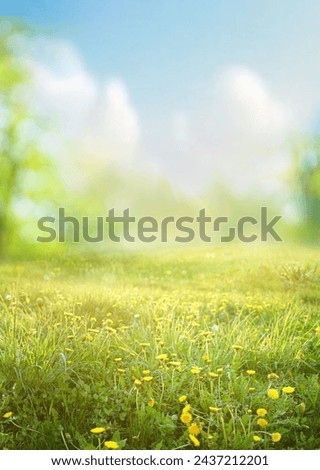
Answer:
(202, 354, 211, 363)
(249, 387, 256, 392)
(155, 354, 168, 361)
(209, 372, 218, 378)
(189, 434, 200, 447)
(253, 435, 261, 442)
(190, 366, 201, 375)
(148, 398, 155, 407)
(182, 404, 191, 413)
(142, 376, 153, 382)
(246, 370, 256, 376)
(247, 409, 252, 414)
(256, 408, 267, 417)
(142, 370, 150, 375)
(209, 407, 222, 413)
(168, 361, 181, 367)
(83, 334, 93, 341)
(179, 395, 187, 403)
(64, 312, 74, 317)
(134, 379, 142, 386)
(104, 441, 119, 449)
(117, 368, 126, 373)
(90, 427, 106, 434)
(216, 368, 223, 374)
(257, 418, 268, 428)
(232, 344, 243, 350)
(140, 343, 150, 348)
(180, 412, 193, 425)
(267, 389, 279, 400)
(188, 423, 201, 435)
(271, 432, 281, 443)
(3, 412, 13, 419)
(282, 386, 295, 394)
(267, 373, 279, 380)
(114, 358, 122, 362)
(105, 327, 116, 334)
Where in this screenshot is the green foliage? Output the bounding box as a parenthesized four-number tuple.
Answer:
(0, 245, 319, 449)
(0, 20, 63, 257)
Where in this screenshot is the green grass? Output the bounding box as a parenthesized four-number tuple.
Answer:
(0, 244, 320, 450)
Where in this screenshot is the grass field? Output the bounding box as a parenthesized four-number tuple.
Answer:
(0, 244, 320, 450)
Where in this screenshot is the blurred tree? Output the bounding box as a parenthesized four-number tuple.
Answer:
(0, 19, 61, 257)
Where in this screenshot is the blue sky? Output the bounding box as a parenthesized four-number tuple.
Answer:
(2, 1, 320, 198)
(4, 0, 320, 118)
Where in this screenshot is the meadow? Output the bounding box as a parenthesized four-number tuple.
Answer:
(0, 244, 319, 450)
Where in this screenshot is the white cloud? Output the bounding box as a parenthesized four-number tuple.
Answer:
(161, 66, 295, 197)
(210, 66, 294, 194)
(172, 112, 189, 145)
(219, 66, 292, 144)
(24, 38, 296, 202)
(28, 41, 140, 164)
(102, 79, 140, 162)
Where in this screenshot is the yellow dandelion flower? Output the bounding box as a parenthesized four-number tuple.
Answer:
(182, 404, 191, 413)
(282, 386, 295, 394)
(271, 432, 281, 443)
(209, 372, 219, 378)
(190, 366, 201, 375)
(249, 387, 256, 392)
(114, 358, 122, 362)
(64, 312, 74, 317)
(134, 379, 142, 386)
(180, 412, 193, 425)
(202, 354, 211, 363)
(253, 435, 261, 442)
(209, 406, 222, 413)
(189, 434, 200, 447)
(257, 418, 268, 428)
(217, 368, 223, 374)
(246, 370, 256, 376)
(83, 334, 93, 342)
(90, 427, 106, 434)
(267, 373, 279, 380)
(142, 376, 153, 382)
(267, 388, 279, 400)
(143, 370, 150, 375)
(140, 342, 150, 348)
(148, 398, 155, 407)
(256, 408, 267, 417)
(168, 361, 181, 367)
(247, 409, 252, 414)
(117, 368, 126, 373)
(104, 441, 119, 449)
(156, 354, 168, 361)
(3, 412, 13, 419)
(179, 395, 187, 403)
(232, 344, 243, 350)
(105, 326, 116, 334)
(188, 423, 201, 435)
